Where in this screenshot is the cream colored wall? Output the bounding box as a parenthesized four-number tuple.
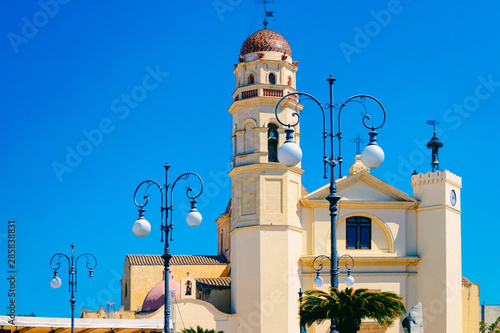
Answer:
(231, 227, 302, 332)
(310, 206, 410, 256)
(462, 280, 480, 333)
(412, 170, 462, 333)
(229, 166, 303, 230)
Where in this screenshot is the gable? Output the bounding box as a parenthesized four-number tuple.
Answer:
(303, 171, 416, 203)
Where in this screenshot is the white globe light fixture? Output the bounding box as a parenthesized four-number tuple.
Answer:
(344, 270, 355, 287)
(278, 129, 302, 167)
(186, 200, 202, 227)
(133, 209, 151, 237)
(313, 272, 324, 288)
(361, 130, 384, 169)
(50, 275, 62, 289)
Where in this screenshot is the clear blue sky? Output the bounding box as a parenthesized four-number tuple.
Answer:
(1, 0, 499, 318)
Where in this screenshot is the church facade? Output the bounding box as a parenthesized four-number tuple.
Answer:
(113, 28, 479, 333)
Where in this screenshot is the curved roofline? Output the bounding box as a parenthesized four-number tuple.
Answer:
(240, 28, 292, 57)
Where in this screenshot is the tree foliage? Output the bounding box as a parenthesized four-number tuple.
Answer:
(300, 287, 406, 333)
(180, 326, 224, 333)
(481, 315, 500, 333)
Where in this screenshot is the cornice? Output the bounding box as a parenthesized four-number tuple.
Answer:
(230, 223, 303, 236)
(417, 205, 461, 214)
(214, 213, 230, 227)
(228, 163, 304, 177)
(228, 93, 302, 115)
(300, 199, 419, 210)
(233, 59, 298, 74)
(300, 255, 421, 267)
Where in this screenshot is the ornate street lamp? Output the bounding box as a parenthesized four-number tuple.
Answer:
(132, 163, 203, 333)
(49, 244, 97, 333)
(275, 75, 387, 332)
(312, 254, 355, 288)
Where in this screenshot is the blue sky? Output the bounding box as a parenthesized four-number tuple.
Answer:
(1, 0, 499, 318)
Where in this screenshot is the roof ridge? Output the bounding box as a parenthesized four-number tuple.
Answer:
(127, 254, 229, 266)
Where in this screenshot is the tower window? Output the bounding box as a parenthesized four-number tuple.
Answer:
(268, 124, 279, 162)
(248, 74, 254, 84)
(269, 73, 276, 84)
(346, 217, 371, 249)
(287, 76, 292, 86)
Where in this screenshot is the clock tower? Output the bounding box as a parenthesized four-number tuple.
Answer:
(412, 169, 462, 333)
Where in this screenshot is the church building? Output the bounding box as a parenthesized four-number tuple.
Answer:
(110, 27, 479, 333)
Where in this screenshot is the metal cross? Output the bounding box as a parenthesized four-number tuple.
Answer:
(351, 133, 365, 155)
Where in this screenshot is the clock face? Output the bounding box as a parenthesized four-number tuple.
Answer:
(450, 190, 457, 206)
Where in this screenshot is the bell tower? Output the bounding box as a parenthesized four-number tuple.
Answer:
(412, 167, 462, 333)
(228, 28, 304, 332)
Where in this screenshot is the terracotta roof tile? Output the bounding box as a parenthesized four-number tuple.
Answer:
(127, 254, 229, 266)
(196, 277, 231, 290)
(241, 28, 292, 57)
(301, 184, 308, 198)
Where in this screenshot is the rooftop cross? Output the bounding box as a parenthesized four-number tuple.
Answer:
(351, 133, 365, 155)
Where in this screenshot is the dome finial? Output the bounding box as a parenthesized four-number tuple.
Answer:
(258, 0, 274, 28)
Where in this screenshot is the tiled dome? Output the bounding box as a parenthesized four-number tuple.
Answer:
(240, 28, 292, 57)
(142, 279, 181, 312)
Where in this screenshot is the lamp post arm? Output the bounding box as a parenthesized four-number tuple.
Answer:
(49, 253, 70, 271)
(168, 172, 204, 242)
(275, 92, 329, 177)
(337, 254, 355, 270)
(336, 94, 387, 177)
(133, 179, 165, 242)
(312, 254, 331, 273)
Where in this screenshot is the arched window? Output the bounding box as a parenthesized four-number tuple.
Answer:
(248, 74, 254, 84)
(269, 73, 276, 84)
(124, 282, 128, 298)
(185, 281, 192, 295)
(346, 216, 371, 249)
(287, 76, 292, 86)
(268, 124, 279, 162)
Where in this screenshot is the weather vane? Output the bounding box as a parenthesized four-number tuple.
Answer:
(426, 120, 443, 172)
(351, 133, 365, 155)
(256, 0, 275, 28)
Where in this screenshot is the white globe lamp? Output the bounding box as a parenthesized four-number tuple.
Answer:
(133, 210, 151, 237)
(344, 270, 355, 287)
(313, 273, 324, 288)
(186, 208, 202, 227)
(278, 129, 302, 167)
(361, 130, 384, 169)
(50, 275, 62, 289)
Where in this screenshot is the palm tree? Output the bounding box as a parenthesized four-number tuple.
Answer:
(300, 287, 406, 333)
(180, 326, 224, 333)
